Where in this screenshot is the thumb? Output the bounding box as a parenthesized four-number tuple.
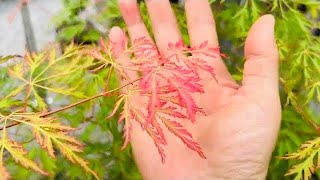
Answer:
(242, 15, 279, 94)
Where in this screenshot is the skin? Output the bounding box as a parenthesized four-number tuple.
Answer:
(109, 0, 281, 179)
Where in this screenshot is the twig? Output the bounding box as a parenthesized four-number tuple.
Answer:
(0, 78, 141, 131)
(1, 122, 20, 130)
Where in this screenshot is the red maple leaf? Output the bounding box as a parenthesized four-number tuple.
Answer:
(95, 34, 223, 163)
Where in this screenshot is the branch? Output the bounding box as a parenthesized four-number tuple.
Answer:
(1, 122, 20, 130)
(0, 78, 141, 131)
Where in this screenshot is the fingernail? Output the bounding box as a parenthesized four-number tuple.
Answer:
(263, 14, 275, 36)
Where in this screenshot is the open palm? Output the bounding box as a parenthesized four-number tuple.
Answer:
(109, 0, 281, 179)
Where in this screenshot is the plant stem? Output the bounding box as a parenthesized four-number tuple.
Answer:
(23, 84, 32, 112)
(103, 66, 113, 92)
(0, 78, 141, 131)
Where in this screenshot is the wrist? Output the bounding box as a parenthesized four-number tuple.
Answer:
(207, 162, 268, 180)
(211, 175, 266, 180)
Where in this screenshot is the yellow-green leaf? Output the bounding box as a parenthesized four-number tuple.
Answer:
(1, 133, 48, 176)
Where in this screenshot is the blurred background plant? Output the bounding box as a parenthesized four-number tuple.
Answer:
(1, 0, 320, 179)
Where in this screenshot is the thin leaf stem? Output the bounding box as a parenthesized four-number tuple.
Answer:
(0, 78, 141, 131)
(103, 66, 114, 92)
(23, 84, 32, 112)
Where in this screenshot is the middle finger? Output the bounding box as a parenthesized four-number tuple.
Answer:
(145, 0, 182, 54)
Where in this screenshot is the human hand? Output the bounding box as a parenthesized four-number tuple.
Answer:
(109, 0, 281, 179)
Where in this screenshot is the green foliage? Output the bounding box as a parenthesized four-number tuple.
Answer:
(214, 1, 320, 179)
(53, 0, 102, 43)
(0, 43, 141, 179)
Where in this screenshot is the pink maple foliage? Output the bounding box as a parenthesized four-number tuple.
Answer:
(90, 30, 224, 163)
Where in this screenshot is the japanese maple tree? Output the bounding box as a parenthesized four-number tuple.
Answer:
(0, 25, 223, 178)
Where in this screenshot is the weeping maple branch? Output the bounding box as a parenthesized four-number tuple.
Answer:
(0, 78, 141, 131)
(1, 36, 222, 168)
